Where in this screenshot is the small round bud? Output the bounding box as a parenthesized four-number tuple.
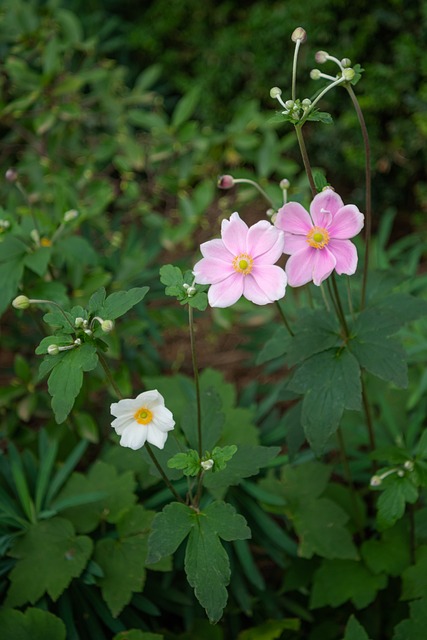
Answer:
(397, 469, 405, 477)
(280, 179, 290, 190)
(315, 50, 329, 64)
(186, 286, 196, 297)
(183, 283, 190, 290)
(291, 27, 307, 43)
(266, 208, 276, 218)
(341, 58, 352, 68)
(5, 168, 18, 182)
(217, 175, 235, 190)
(101, 319, 114, 333)
(302, 98, 312, 107)
(12, 295, 30, 310)
(75, 317, 85, 328)
(47, 344, 60, 355)
(370, 475, 382, 487)
(284, 99, 295, 110)
(403, 460, 414, 471)
(270, 86, 282, 99)
(342, 68, 355, 82)
(74, 338, 82, 346)
(63, 209, 79, 223)
(84, 329, 93, 336)
(0, 219, 10, 229)
(30, 229, 40, 244)
(310, 69, 322, 80)
(201, 459, 214, 471)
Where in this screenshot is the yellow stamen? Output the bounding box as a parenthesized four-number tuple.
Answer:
(134, 407, 153, 425)
(40, 237, 52, 247)
(232, 253, 253, 275)
(306, 226, 330, 249)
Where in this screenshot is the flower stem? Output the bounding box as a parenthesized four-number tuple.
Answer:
(291, 39, 301, 102)
(294, 125, 317, 197)
(361, 378, 376, 456)
(29, 299, 75, 331)
(188, 306, 202, 458)
(345, 85, 372, 309)
(331, 273, 350, 338)
(275, 301, 294, 336)
(337, 427, 363, 532)
(232, 178, 275, 208)
(98, 353, 124, 401)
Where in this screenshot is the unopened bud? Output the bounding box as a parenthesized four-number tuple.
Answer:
(280, 179, 290, 190)
(5, 168, 18, 182)
(218, 175, 235, 189)
(63, 209, 78, 222)
(342, 68, 355, 82)
(403, 460, 414, 472)
(75, 317, 85, 328)
(270, 86, 282, 99)
(284, 100, 295, 110)
(186, 286, 196, 297)
(12, 295, 30, 310)
(291, 27, 307, 43)
(47, 344, 60, 355)
(302, 98, 312, 108)
(0, 219, 10, 229)
(315, 50, 329, 64)
(101, 319, 114, 333)
(201, 459, 214, 471)
(397, 469, 405, 477)
(310, 69, 322, 80)
(341, 58, 352, 68)
(370, 475, 382, 487)
(74, 338, 82, 346)
(84, 329, 93, 336)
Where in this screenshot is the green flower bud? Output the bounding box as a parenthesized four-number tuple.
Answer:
(280, 179, 290, 190)
(12, 295, 30, 310)
(101, 319, 114, 333)
(270, 86, 282, 99)
(47, 344, 60, 355)
(201, 459, 214, 471)
(310, 69, 322, 80)
(342, 68, 355, 81)
(341, 58, 352, 68)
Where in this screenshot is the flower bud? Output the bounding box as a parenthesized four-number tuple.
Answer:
(84, 329, 93, 336)
(217, 175, 235, 189)
(370, 475, 382, 487)
(74, 338, 82, 346)
(12, 295, 31, 310)
(284, 99, 295, 110)
(302, 98, 312, 108)
(397, 469, 405, 477)
(0, 219, 10, 229)
(201, 459, 214, 471)
(75, 317, 85, 328)
(342, 68, 355, 81)
(186, 286, 196, 297)
(280, 179, 290, 190)
(63, 209, 79, 223)
(101, 319, 114, 333)
(47, 344, 60, 355)
(270, 86, 282, 99)
(310, 69, 322, 80)
(291, 27, 307, 43)
(315, 50, 329, 64)
(341, 58, 352, 68)
(403, 460, 414, 471)
(5, 168, 18, 182)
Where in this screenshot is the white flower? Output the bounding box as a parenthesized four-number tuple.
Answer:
(110, 390, 175, 450)
(201, 459, 214, 471)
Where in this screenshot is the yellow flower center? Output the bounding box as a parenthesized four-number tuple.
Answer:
(134, 407, 153, 425)
(232, 253, 253, 275)
(306, 226, 330, 249)
(40, 237, 52, 247)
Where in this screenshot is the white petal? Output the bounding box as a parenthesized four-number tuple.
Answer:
(111, 415, 135, 435)
(120, 425, 147, 450)
(146, 426, 169, 449)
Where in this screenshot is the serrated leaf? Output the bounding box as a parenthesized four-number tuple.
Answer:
(182, 386, 224, 451)
(350, 331, 407, 388)
(146, 502, 194, 565)
(5, 517, 92, 607)
(401, 545, 427, 600)
(88, 287, 107, 313)
(310, 559, 387, 609)
(288, 348, 361, 454)
(159, 264, 183, 295)
(285, 310, 341, 367)
(376, 476, 418, 530)
(342, 615, 372, 640)
(256, 326, 291, 365)
(361, 520, 411, 576)
(97, 287, 149, 320)
(393, 597, 427, 640)
(0, 608, 66, 640)
(307, 110, 333, 124)
(167, 450, 200, 476)
(48, 343, 98, 423)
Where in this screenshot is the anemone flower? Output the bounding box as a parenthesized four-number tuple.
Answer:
(275, 188, 364, 287)
(110, 390, 175, 450)
(193, 212, 287, 307)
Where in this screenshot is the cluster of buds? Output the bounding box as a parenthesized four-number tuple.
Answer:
(47, 338, 82, 355)
(310, 50, 356, 83)
(76, 315, 114, 335)
(370, 460, 415, 487)
(270, 91, 313, 122)
(183, 283, 196, 297)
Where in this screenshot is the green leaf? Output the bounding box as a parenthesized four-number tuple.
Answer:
(48, 343, 98, 423)
(237, 619, 300, 640)
(361, 520, 411, 576)
(182, 386, 224, 451)
(97, 287, 149, 320)
(376, 476, 418, 530)
(350, 331, 407, 388)
(24, 246, 52, 276)
(171, 86, 201, 128)
(393, 597, 427, 640)
(0, 608, 66, 640)
(310, 559, 387, 610)
(342, 615, 372, 640)
(55, 461, 136, 533)
(168, 450, 201, 476)
(285, 310, 341, 367)
(256, 326, 291, 365)
(146, 502, 194, 565)
(114, 632, 164, 640)
(5, 517, 92, 607)
(211, 445, 238, 471)
(184, 501, 250, 622)
(401, 545, 427, 600)
(8, 442, 35, 523)
(95, 505, 154, 617)
(288, 348, 362, 454)
(160, 264, 184, 296)
(88, 287, 107, 313)
(307, 110, 333, 124)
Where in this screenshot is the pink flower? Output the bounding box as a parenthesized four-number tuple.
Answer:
(193, 212, 287, 307)
(275, 188, 364, 287)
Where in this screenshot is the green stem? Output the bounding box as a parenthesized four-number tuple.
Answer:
(294, 125, 317, 197)
(98, 353, 124, 401)
(345, 85, 372, 309)
(331, 273, 350, 338)
(232, 178, 275, 208)
(275, 301, 294, 336)
(188, 306, 202, 458)
(361, 377, 376, 456)
(291, 39, 301, 101)
(29, 299, 75, 331)
(337, 427, 363, 531)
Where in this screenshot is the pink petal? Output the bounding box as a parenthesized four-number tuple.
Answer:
(246, 221, 284, 262)
(193, 256, 234, 285)
(311, 248, 337, 286)
(248, 265, 287, 303)
(328, 238, 358, 275)
(328, 205, 365, 239)
(283, 233, 309, 256)
(286, 247, 336, 287)
(208, 272, 244, 307)
(221, 212, 248, 255)
(275, 202, 313, 235)
(310, 189, 344, 219)
(200, 238, 233, 262)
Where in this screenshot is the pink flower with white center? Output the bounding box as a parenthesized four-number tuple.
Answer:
(193, 212, 287, 308)
(275, 188, 364, 287)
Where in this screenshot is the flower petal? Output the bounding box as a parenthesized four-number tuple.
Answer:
(200, 238, 233, 261)
(120, 424, 147, 450)
(134, 389, 164, 407)
(285, 248, 317, 287)
(110, 399, 139, 416)
(208, 273, 244, 307)
(328, 238, 358, 275)
(247, 265, 287, 303)
(193, 256, 234, 285)
(328, 205, 365, 239)
(221, 212, 248, 255)
(111, 414, 134, 435)
(283, 232, 309, 256)
(310, 189, 344, 220)
(246, 221, 284, 261)
(146, 425, 168, 449)
(152, 407, 175, 432)
(275, 202, 312, 235)
(311, 248, 337, 286)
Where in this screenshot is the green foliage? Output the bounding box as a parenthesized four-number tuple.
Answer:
(393, 597, 427, 640)
(160, 264, 208, 310)
(342, 615, 372, 640)
(0, 608, 66, 640)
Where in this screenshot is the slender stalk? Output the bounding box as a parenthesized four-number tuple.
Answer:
(326, 278, 341, 321)
(145, 444, 185, 504)
(98, 353, 124, 401)
(232, 178, 275, 208)
(337, 427, 363, 531)
(331, 274, 350, 337)
(291, 39, 301, 101)
(294, 125, 317, 197)
(29, 299, 75, 331)
(345, 85, 372, 309)
(188, 306, 202, 458)
(275, 301, 294, 336)
(319, 283, 331, 312)
(346, 276, 355, 320)
(361, 378, 376, 455)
